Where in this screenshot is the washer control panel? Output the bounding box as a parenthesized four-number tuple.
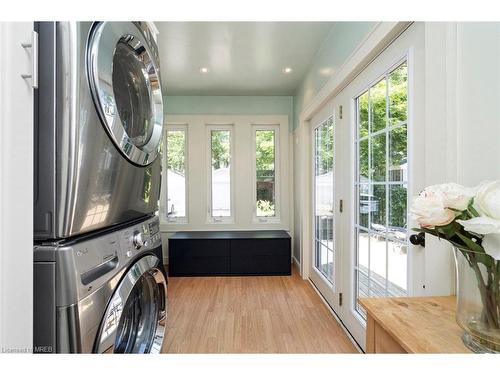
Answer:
(120, 216, 162, 258)
(133, 232, 145, 248)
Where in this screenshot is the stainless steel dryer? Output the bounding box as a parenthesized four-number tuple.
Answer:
(34, 21, 164, 240)
(34, 216, 167, 353)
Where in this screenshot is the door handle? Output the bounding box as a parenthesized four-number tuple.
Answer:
(21, 30, 38, 89)
(409, 232, 425, 247)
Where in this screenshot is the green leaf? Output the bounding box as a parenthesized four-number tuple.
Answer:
(456, 232, 484, 253)
(467, 199, 480, 217)
(456, 232, 493, 268)
(436, 223, 455, 238)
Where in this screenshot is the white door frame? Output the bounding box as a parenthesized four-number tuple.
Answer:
(334, 30, 425, 347)
(308, 112, 338, 308)
(0, 22, 34, 352)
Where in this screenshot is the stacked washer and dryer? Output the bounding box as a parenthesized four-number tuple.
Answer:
(34, 22, 168, 353)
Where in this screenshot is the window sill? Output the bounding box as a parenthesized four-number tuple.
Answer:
(253, 217, 281, 225)
(206, 219, 235, 225)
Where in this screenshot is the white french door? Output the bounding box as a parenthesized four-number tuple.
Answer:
(309, 114, 340, 309)
(308, 23, 426, 350)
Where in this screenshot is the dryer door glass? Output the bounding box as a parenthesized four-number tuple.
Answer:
(112, 40, 153, 148)
(88, 22, 164, 166)
(113, 272, 160, 353)
(94, 255, 167, 353)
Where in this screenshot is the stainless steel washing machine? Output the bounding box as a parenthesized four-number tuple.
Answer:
(34, 21, 164, 240)
(34, 215, 167, 353)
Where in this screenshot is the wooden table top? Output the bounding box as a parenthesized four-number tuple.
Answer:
(359, 296, 471, 353)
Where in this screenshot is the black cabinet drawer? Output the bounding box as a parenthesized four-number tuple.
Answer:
(168, 239, 230, 276)
(169, 239, 229, 258)
(169, 255, 230, 276)
(230, 239, 291, 275)
(230, 239, 290, 256)
(230, 254, 290, 275)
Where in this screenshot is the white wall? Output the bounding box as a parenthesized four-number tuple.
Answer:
(160, 114, 291, 264)
(422, 22, 500, 295)
(0, 22, 34, 352)
(456, 23, 500, 185)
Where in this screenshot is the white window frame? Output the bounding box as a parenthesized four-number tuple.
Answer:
(251, 124, 281, 224)
(206, 124, 235, 224)
(165, 124, 189, 224)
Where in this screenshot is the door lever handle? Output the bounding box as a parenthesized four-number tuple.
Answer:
(21, 30, 38, 89)
(409, 232, 425, 247)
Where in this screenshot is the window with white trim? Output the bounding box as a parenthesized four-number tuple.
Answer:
(208, 126, 233, 221)
(166, 126, 188, 222)
(253, 125, 280, 222)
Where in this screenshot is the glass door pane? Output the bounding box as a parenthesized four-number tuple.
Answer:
(354, 61, 409, 318)
(313, 116, 335, 284)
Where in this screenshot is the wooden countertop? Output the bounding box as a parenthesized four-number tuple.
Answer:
(359, 296, 471, 353)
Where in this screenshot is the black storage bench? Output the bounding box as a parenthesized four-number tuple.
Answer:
(168, 230, 291, 276)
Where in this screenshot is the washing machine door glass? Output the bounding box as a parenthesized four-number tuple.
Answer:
(95, 255, 167, 353)
(88, 22, 164, 166)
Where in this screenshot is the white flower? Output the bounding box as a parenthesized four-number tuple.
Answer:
(473, 180, 500, 219)
(456, 216, 500, 235)
(456, 180, 500, 260)
(482, 233, 500, 260)
(411, 190, 456, 229)
(426, 182, 474, 211)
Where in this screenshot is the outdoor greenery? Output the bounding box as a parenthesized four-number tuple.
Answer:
(357, 62, 408, 230)
(211, 130, 231, 169)
(257, 199, 275, 217)
(166, 130, 185, 174)
(255, 130, 275, 172)
(315, 118, 334, 175)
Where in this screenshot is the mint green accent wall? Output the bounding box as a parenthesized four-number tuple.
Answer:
(293, 22, 377, 130)
(165, 96, 294, 132)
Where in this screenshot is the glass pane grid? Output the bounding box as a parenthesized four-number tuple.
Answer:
(353, 225, 408, 245)
(313, 116, 335, 285)
(354, 181, 408, 186)
(354, 61, 409, 316)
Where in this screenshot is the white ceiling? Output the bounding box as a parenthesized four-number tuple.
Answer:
(155, 22, 334, 96)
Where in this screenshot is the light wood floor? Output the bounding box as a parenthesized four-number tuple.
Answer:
(162, 266, 357, 353)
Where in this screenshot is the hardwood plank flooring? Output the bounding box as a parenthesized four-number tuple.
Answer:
(162, 267, 357, 353)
